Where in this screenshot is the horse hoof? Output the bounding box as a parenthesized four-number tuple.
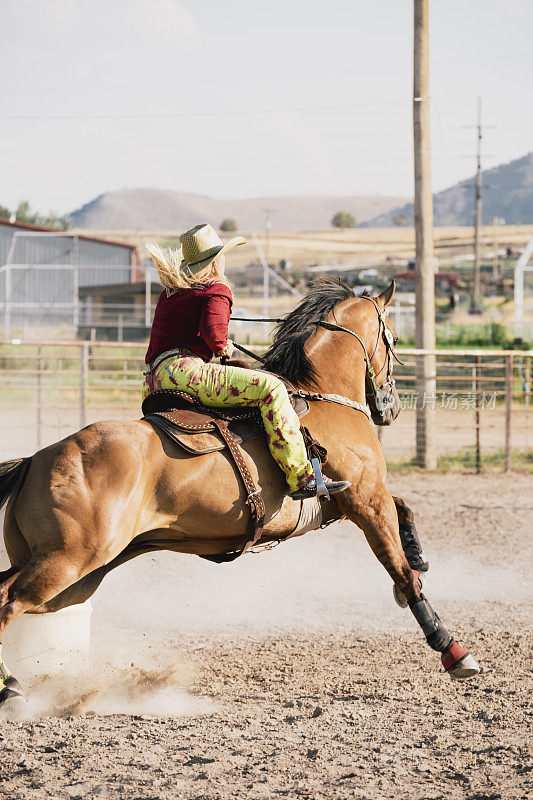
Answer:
(393, 584, 408, 608)
(442, 642, 481, 680)
(447, 653, 482, 680)
(393, 571, 425, 608)
(0, 677, 27, 719)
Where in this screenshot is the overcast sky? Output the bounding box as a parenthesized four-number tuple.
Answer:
(0, 0, 531, 216)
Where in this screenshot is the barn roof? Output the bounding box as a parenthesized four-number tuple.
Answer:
(0, 217, 136, 251)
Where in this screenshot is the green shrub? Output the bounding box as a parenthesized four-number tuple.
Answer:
(331, 211, 356, 229)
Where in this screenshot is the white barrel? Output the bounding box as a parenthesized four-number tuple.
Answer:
(3, 601, 92, 679)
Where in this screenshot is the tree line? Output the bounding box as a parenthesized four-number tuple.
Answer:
(0, 200, 70, 229)
(219, 212, 409, 231)
(220, 213, 359, 231)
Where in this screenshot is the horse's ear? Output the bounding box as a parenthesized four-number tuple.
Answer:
(377, 280, 395, 307)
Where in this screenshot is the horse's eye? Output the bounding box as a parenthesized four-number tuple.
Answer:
(393, 336, 398, 346)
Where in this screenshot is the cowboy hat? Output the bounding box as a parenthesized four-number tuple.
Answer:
(180, 223, 246, 275)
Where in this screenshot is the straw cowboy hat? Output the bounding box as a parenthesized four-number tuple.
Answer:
(180, 223, 246, 275)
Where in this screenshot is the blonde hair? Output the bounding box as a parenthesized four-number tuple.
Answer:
(146, 242, 229, 291)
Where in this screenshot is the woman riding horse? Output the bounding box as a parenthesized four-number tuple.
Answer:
(143, 223, 350, 500)
(0, 262, 480, 710)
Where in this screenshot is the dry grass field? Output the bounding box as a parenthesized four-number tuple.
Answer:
(72, 225, 533, 270)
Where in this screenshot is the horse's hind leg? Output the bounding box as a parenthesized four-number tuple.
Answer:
(0, 550, 100, 710)
(0, 567, 26, 706)
(31, 564, 109, 613)
(0, 503, 31, 706)
(338, 483, 480, 680)
(0, 552, 90, 637)
(0, 566, 21, 602)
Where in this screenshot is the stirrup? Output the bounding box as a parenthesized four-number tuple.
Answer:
(290, 475, 351, 501)
(311, 455, 330, 499)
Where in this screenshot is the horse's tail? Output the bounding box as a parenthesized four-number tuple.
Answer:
(0, 458, 31, 512)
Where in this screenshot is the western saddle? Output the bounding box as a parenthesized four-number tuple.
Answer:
(141, 387, 318, 563)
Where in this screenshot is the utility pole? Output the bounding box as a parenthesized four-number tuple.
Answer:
(492, 216, 503, 281)
(471, 95, 483, 313)
(413, 0, 436, 469)
(250, 232, 301, 319)
(262, 207, 274, 267)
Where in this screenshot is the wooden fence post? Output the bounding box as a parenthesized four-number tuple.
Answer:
(505, 354, 512, 472)
(36, 345, 43, 450)
(475, 355, 481, 474)
(79, 343, 89, 429)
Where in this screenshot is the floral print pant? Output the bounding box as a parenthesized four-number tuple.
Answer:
(143, 355, 314, 491)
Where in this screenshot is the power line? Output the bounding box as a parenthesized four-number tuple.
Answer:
(0, 98, 408, 121)
(0, 145, 416, 168)
(1, 51, 531, 95)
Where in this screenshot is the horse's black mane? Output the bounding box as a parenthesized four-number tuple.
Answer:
(262, 277, 360, 387)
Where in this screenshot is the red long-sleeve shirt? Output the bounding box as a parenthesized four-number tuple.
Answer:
(145, 282, 233, 365)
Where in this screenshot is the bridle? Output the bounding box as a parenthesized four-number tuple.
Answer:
(230, 295, 404, 419)
(323, 294, 405, 402)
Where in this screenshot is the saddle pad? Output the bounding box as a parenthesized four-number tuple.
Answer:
(143, 412, 263, 454)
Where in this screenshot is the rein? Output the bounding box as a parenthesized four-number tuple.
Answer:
(227, 341, 370, 419)
(230, 297, 403, 415)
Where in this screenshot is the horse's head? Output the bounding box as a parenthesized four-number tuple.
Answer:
(261, 276, 402, 426)
(360, 281, 402, 426)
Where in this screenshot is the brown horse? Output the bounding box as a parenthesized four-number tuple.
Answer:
(0, 278, 479, 709)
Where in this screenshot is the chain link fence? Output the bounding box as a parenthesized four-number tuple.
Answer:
(0, 340, 531, 470)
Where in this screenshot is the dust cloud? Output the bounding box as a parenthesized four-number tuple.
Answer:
(93, 514, 529, 642)
(19, 662, 214, 720)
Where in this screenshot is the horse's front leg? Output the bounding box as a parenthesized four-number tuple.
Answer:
(391, 495, 429, 608)
(337, 482, 481, 680)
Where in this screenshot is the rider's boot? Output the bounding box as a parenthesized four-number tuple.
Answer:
(290, 475, 351, 501)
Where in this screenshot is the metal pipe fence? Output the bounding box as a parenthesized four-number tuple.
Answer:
(0, 340, 531, 470)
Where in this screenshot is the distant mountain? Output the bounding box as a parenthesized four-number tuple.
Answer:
(363, 152, 533, 227)
(69, 189, 407, 232)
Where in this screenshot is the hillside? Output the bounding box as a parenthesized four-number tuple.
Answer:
(69, 190, 407, 232)
(363, 152, 533, 227)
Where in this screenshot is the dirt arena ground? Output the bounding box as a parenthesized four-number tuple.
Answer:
(0, 472, 531, 800)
